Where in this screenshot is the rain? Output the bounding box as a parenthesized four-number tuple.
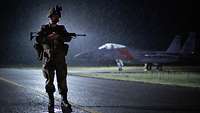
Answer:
(0, 0, 198, 66)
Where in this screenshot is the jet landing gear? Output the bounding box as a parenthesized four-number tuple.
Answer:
(156, 64, 163, 71)
(144, 63, 152, 71)
(144, 63, 163, 71)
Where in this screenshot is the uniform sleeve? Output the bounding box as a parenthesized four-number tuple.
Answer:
(33, 25, 46, 61)
(36, 25, 48, 44)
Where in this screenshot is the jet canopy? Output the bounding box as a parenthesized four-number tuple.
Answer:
(98, 43, 126, 50)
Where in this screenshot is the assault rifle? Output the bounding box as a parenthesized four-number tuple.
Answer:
(30, 32, 86, 41)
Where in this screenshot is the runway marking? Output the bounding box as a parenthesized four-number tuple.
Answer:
(0, 76, 101, 113)
(0, 76, 24, 87)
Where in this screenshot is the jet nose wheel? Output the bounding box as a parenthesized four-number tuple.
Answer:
(144, 63, 152, 71)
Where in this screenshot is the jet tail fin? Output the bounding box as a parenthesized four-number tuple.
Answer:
(166, 35, 182, 53)
(180, 32, 196, 54)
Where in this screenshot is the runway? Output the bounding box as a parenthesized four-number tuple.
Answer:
(0, 68, 200, 113)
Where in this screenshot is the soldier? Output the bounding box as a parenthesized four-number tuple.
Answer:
(34, 5, 72, 113)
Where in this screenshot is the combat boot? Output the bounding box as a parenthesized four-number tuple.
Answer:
(48, 93, 54, 113)
(61, 94, 72, 113)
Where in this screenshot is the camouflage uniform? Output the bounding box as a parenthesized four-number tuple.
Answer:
(36, 24, 71, 95)
(34, 23, 72, 113)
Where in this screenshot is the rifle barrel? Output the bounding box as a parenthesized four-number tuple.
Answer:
(76, 34, 86, 36)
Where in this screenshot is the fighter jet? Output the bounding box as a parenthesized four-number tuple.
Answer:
(74, 32, 199, 71)
(132, 32, 199, 71)
(74, 43, 133, 67)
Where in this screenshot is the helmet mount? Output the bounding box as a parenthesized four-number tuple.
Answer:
(48, 5, 62, 18)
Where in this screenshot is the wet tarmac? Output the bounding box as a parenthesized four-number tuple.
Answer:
(0, 68, 200, 113)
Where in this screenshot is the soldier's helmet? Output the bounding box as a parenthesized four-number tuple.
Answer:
(48, 5, 62, 18)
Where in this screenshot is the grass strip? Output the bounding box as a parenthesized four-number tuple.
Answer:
(71, 72, 200, 88)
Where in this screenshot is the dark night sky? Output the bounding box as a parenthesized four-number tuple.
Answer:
(0, 0, 198, 65)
